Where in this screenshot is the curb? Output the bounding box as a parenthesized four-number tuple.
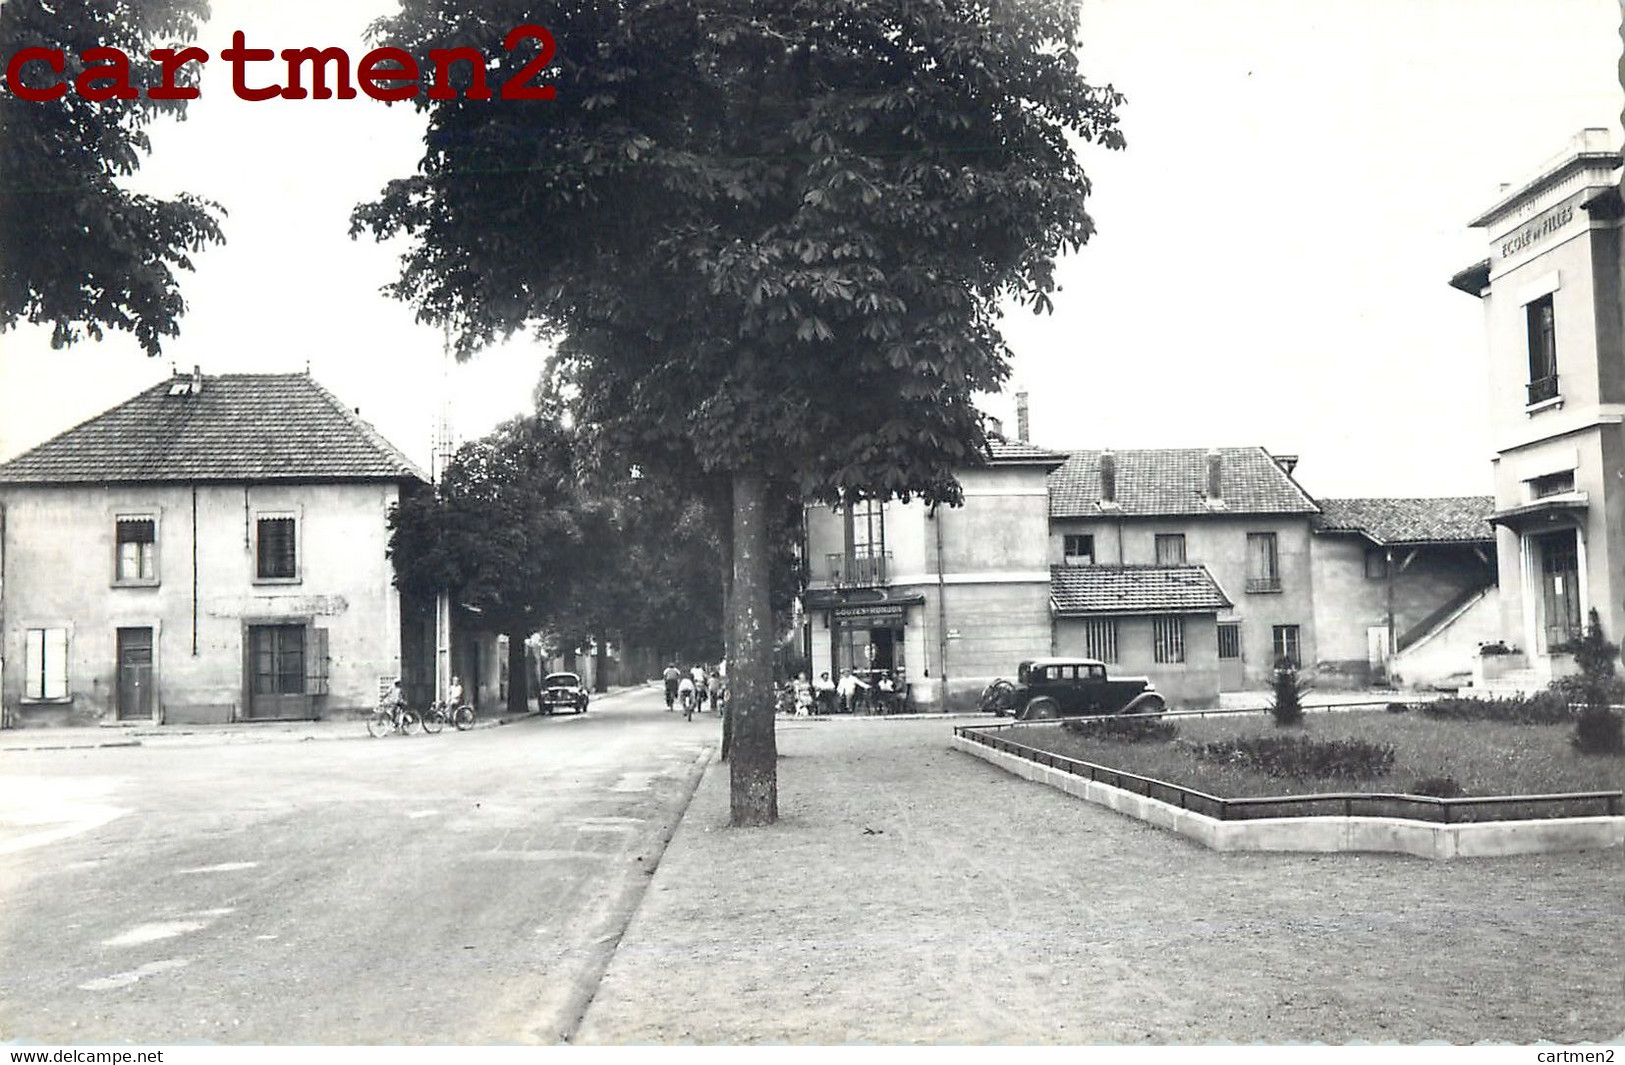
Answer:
(0, 683, 655, 752)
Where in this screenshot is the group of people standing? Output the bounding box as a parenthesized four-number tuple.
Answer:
(663, 662, 725, 715)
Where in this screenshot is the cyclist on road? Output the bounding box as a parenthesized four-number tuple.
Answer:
(662, 663, 681, 711)
(677, 672, 697, 720)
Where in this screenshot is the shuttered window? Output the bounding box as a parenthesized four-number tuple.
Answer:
(256, 516, 298, 580)
(24, 628, 68, 700)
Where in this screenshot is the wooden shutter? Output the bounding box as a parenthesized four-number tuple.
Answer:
(305, 628, 330, 696)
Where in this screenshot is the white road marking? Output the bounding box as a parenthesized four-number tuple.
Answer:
(407, 810, 438, 819)
(78, 958, 188, 991)
(473, 850, 611, 862)
(177, 861, 259, 874)
(103, 921, 208, 947)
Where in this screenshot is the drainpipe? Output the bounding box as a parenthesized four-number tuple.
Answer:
(933, 502, 948, 707)
(1385, 546, 1395, 684)
(191, 485, 199, 657)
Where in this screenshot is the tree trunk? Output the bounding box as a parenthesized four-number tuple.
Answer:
(506, 631, 528, 715)
(594, 636, 609, 693)
(718, 480, 736, 761)
(729, 467, 777, 825)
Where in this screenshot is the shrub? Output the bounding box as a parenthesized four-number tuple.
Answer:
(1410, 775, 1463, 798)
(1420, 692, 1571, 725)
(1561, 610, 1625, 756)
(1269, 660, 1306, 727)
(1385, 702, 1410, 714)
(1192, 734, 1396, 781)
(1062, 715, 1178, 743)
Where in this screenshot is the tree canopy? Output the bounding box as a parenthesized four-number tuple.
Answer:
(354, 0, 1123, 823)
(0, 0, 224, 356)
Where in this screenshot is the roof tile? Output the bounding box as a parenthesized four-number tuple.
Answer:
(1051, 564, 1232, 616)
(0, 374, 426, 485)
(1314, 497, 1495, 545)
(1048, 448, 1318, 518)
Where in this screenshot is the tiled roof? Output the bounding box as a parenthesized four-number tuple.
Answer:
(0, 373, 426, 485)
(981, 437, 1070, 467)
(1051, 564, 1233, 617)
(1314, 497, 1495, 545)
(1048, 447, 1318, 518)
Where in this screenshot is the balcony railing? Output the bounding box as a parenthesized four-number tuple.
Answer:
(1527, 375, 1559, 405)
(826, 550, 891, 587)
(1245, 576, 1282, 594)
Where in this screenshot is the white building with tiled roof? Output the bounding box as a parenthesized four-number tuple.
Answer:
(0, 371, 427, 727)
(1046, 446, 1320, 697)
(1450, 129, 1624, 687)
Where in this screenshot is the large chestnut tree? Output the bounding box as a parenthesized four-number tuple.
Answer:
(352, 0, 1122, 825)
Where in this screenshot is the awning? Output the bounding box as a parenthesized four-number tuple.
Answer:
(801, 587, 926, 612)
(1488, 492, 1588, 533)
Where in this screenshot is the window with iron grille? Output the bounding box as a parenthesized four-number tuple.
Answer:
(1272, 625, 1301, 669)
(1154, 533, 1186, 565)
(1529, 470, 1575, 499)
(256, 516, 298, 581)
(115, 515, 158, 583)
(1153, 617, 1185, 664)
(1217, 622, 1241, 660)
(1063, 534, 1094, 565)
(1079, 618, 1118, 663)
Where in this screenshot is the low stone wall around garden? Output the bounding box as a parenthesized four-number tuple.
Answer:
(951, 732, 1625, 860)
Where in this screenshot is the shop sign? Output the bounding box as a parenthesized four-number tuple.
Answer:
(831, 603, 908, 629)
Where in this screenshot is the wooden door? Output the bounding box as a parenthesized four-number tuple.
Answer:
(116, 628, 153, 721)
(248, 624, 310, 719)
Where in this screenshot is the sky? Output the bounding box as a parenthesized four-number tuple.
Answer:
(1, 0, 1621, 499)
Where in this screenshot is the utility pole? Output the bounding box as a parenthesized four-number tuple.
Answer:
(432, 324, 454, 706)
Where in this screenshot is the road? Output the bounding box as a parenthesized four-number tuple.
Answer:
(0, 684, 717, 1045)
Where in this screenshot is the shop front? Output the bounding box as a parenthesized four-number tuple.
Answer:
(802, 590, 925, 705)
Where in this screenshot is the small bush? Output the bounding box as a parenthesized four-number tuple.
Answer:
(1269, 661, 1306, 727)
(1062, 715, 1178, 743)
(1192, 734, 1396, 781)
(1420, 692, 1571, 725)
(1385, 702, 1411, 714)
(1410, 775, 1463, 798)
(1572, 707, 1624, 755)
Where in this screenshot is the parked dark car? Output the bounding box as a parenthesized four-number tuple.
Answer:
(539, 672, 589, 714)
(980, 657, 1165, 720)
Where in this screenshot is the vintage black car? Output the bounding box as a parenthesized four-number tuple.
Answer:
(539, 672, 590, 714)
(980, 657, 1165, 720)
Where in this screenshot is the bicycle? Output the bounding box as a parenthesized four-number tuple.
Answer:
(680, 688, 697, 721)
(421, 700, 476, 734)
(368, 698, 420, 737)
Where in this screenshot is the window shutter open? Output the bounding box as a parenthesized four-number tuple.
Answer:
(305, 628, 329, 696)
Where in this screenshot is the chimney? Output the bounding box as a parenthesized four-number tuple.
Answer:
(1015, 391, 1030, 443)
(1206, 448, 1223, 502)
(190, 365, 203, 395)
(1100, 449, 1116, 504)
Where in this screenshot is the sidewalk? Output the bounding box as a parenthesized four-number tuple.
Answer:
(573, 716, 1622, 1045)
(0, 682, 654, 752)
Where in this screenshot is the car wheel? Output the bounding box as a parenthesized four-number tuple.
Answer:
(1020, 697, 1059, 721)
(979, 679, 1017, 714)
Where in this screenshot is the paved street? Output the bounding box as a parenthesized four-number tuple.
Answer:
(0, 684, 716, 1045)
